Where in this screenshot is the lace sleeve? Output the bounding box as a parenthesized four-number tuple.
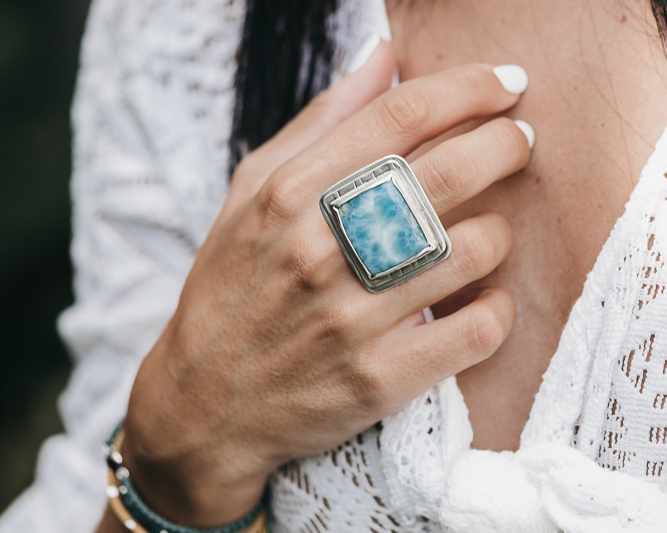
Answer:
(0, 1, 242, 531)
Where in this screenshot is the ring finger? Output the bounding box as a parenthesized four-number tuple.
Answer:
(379, 212, 514, 322)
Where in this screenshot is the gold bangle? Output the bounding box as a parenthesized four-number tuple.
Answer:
(106, 430, 267, 533)
(107, 467, 149, 533)
(239, 511, 267, 533)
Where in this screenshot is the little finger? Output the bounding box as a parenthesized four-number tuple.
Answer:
(378, 287, 515, 407)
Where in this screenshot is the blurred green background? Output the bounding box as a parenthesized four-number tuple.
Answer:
(0, 0, 91, 512)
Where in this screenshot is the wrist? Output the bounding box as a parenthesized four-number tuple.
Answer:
(122, 337, 275, 528)
(121, 418, 270, 528)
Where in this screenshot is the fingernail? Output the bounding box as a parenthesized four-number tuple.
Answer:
(493, 64, 529, 94)
(514, 120, 535, 149)
(347, 34, 381, 74)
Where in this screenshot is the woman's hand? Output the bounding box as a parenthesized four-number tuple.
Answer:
(117, 42, 532, 529)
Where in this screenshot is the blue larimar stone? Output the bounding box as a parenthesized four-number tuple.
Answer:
(338, 180, 429, 276)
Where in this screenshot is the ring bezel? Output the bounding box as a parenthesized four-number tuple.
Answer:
(320, 155, 451, 293)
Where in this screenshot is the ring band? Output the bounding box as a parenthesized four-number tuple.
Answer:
(320, 155, 451, 293)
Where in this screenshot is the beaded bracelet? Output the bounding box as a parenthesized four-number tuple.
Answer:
(105, 422, 268, 533)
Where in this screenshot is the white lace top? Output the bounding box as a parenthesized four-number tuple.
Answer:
(2, 1, 667, 532)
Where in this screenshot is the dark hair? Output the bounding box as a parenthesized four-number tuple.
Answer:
(229, 0, 337, 175)
(652, 0, 667, 46)
(230, 0, 667, 177)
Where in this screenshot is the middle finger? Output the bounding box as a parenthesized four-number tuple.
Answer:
(411, 116, 532, 215)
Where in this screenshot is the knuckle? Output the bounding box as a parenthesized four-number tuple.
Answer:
(420, 148, 470, 206)
(346, 356, 384, 409)
(501, 118, 532, 162)
(257, 174, 296, 222)
(452, 65, 490, 99)
(454, 220, 499, 278)
(323, 302, 359, 334)
(282, 237, 334, 291)
(465, 302, 508, 354)
(376, 88, 431, 137)
(283, 243, 320, 291)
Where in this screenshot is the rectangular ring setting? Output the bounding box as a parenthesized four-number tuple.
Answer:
(320, 155, 452, 293)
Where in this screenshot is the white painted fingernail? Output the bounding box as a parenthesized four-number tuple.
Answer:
(514, 120, 535, 149)
(493, 64, 529, 94)
(347, 34, 381, 74)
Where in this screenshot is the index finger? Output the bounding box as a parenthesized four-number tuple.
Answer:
(277, 63, 528, 198)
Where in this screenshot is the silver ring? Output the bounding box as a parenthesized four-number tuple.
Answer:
(320, 155, 452, 293)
